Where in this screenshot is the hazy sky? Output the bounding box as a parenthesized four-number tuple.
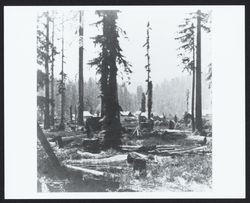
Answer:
(40, 6, 212, 93)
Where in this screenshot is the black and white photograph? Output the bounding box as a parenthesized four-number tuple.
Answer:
(36, 7, 212, 193)
(4, 4, 245, 199)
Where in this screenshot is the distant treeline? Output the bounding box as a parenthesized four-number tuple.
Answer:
(38, 75, 211, 120)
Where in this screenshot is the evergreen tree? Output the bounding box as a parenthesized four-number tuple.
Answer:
(89, 10, 131, 148)
(176, 10, 211, 132)
(176, 20, 196, 132)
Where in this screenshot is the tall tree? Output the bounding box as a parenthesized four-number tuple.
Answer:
(37, 12, 59, 129)
(143, 22, 152, 119)
(58, 14, 66, 130)
(195, 10, 211, 132)
(176, 11, 210, 132)
(196, 10, 202, 132)
(42, 12, 51, 129)
(50, 13, 59, 128)
(89, 10, 131, 148)
(78, 11, 84, 126)
(176, 20, 196, 132)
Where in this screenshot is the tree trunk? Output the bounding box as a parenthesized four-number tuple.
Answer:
(70, 105, 73, 123)
(44, 12, 50, 129)
(191, 34, 196, 132)
(74, 105, 77, 124)
(191, 68, 196, 132)
(102, 13, 122, 148)
(195, 10, 202, 132)
(78, 11, 84, 126)
(37, 123, 62, 171)
(59, 15, 65, 130)
(50, 16, 55, 128)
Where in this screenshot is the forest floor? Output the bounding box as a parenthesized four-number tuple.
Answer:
(37, 127, 212, 192)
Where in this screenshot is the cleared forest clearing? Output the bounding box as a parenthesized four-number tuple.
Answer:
(37, 128, 212, 192)
(36, 9, 212, 193)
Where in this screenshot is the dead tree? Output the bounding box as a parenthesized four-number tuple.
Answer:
(78, 10, 84, 126)
(143, 22, 153, 120)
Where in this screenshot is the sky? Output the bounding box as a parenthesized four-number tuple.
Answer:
(38, 6, 212, 93)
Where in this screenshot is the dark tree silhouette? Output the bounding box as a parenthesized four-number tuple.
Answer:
(78, 11, 84, 126)
(195, 10, 211, 132)
(89, 10, 131, 148)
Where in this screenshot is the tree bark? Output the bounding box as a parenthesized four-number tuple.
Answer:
(78, 11, 84, 126)
(195, 10, 203, 132)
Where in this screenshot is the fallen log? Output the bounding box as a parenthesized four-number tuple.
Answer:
(76, 151, 111, 159)
(155, 146, 210, 156)
(49, 134, 85, 142)
(64, 154, 128, 165)
(119, 144, 182, 152)
(64, 165, 119, 180)
(127, 152, 148, 162)
(37, 123, 66, 178)
(65, 164, 104, 176)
